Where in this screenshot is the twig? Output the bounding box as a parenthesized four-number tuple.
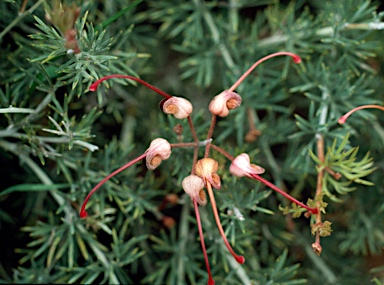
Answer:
(0, 0, 45, 42)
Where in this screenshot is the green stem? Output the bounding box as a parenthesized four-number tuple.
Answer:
(0, 0, 45, 42)
(318, 86, 330, 127)
(312, 87, 330, 254)
(257, 23, 384, 48)
(0, 107, 35, 114)
(229, 0, 239, 33)
(1, 93, 53, 136)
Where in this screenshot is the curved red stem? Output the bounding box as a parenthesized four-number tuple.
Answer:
(206, 182, 245, 264)
(193, 199, 215, 285)
(338, 104, 384, 124)
(228, 52, 301, 92)
(89, 74, 172, 99)
(80, 153, 147, 218)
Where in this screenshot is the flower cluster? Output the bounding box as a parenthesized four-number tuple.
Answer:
(80, 52, 319, 284)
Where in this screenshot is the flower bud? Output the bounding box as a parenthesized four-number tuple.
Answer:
(162, 216, 176, 229)
(312, 242, 322, 256)
(165, 193, 179, 205)
(230, 153, 265, 178)
(145, 138, 172, 170)
(162, 96, 193, 119)
(182, 175, 207, 206)
(195, 158, 221, 189)
(209, 90, 242, 117)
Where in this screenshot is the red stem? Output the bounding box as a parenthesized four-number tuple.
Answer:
(228, 52, 301, 92)
(206, 182, 245, 264)
(250, 173, 318, 214)
(80, 153, 147, 218)
(204, 115, 217, 158)
(188, 116, 199, 143)
(89, 74, 172, 99)
(338, 104, 384, 124)
(209, 144, 235, 161)
(193, 199, 215, 285)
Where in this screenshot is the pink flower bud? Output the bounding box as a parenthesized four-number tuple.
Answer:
(230, 153, 265, 178)
(145, 138, 172, 170)
(195, 158, 221, 189)
(208, 91, 242, 117)
(182, 175, 207, 206)
(162, 96, 193, 119)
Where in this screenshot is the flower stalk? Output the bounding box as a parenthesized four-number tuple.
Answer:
(251, 173, 318, 214)
(312, 134, 325, 255)
(227, 52, 301, 93)
(81, 138, 172, 218)
(205, 181, 245, 264)
(80, 153, 147, 218)
(338, 104, 384, 124)
(193, 199, 215, 285)
(89, 74, 173, 99)
(230, 153, 318, 214)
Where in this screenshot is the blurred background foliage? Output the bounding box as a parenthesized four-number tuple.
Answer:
(0, 0, 384, 284)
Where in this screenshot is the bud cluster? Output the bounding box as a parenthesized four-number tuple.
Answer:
(80, 52, 315, 284)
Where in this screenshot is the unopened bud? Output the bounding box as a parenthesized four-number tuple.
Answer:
(145, 138, 172, 170)
(195, 158, 221, 189)
(162, 216, 176, 229)
(182, 175, 207, 206)
(230, 153, 265, 178)
(312, 242, 322, 256)
(162, 97, 193, 119)
(209, 91, 242, 117)
(165, 193, 179, 205)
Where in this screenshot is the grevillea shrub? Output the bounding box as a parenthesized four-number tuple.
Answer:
(0, 1, 383, 284)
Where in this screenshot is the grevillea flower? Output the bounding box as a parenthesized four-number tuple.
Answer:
(182, 175, 214, 285)
(162, 96, 193, 119)
(229, 153, 265, 176)
(145, 138, 172, 170)
(209, 91, 242, 117)
(80, 138, 171, 218)
(338, 104, 384, 124)
(195, 158, 221, 189)
(230, 153, 318, 215)
(194, 158, 245, 267)
(182, 175, 207, 206)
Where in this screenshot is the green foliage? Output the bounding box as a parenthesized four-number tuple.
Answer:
(309, 133, 376, 201)
(261, 249, 307, 285)
(1, 1, 384, 285)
